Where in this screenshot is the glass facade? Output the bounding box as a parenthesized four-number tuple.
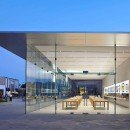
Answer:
(1, 33, 130, 114)
(26, 45, 55, 112)
(55, 36, 115, 114)
(26, 43, 72, 113)
(25, 33, 130, 114)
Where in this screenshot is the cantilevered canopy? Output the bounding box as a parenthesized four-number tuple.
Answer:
(26, 33, 130, 79)
(1, 32, 130, 79)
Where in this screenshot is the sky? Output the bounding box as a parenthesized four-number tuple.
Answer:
(0, 47, 25, 84)
(0, 0, 130, 31)
(0, 0, 130, 83)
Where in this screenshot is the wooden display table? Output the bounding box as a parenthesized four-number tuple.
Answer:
(89, 96, 109, 110)
(62, 96, 82, 110)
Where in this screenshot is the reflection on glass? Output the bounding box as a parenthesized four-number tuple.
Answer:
(26, 45, 55, 112)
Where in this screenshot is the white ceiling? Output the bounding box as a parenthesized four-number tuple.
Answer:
(26, 33, 130, 80)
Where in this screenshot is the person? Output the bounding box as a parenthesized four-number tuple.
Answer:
(5, 92, 8, 102)
(22, 89, 26, 101)
(7, 91, 12, 101)
(0, 92, 3, 101)
(9, 92, 12, 101)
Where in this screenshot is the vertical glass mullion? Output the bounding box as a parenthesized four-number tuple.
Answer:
(54, 42, 57, 114)
(25, 44, 27, 114)
(114, 36, 117, 114)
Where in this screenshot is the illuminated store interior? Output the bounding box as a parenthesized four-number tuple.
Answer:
(1, 33, 130, 114)
(25, 33, 130, 114)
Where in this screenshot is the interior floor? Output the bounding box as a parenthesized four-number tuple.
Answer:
(33, 99, 130, 114)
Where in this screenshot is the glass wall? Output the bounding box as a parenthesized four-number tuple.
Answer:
(56, 68, 71, 99)
(55, 33, 115, 114)
(25, 33, 130, 114)
(115, 37, 130, 114)
(103, 34, 130, 114)
(26, 44, 55, 112)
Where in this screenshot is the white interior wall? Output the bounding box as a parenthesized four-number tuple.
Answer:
(103, 58, 130, 107)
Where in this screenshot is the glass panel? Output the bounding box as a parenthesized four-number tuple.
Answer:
(55, 33, 115, 114)
(25, 33, 130, 114)
(115, 34, 130, 114)
(26, 34, 55, 113)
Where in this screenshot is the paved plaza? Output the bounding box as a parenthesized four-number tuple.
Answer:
(0, 99, 130, 130)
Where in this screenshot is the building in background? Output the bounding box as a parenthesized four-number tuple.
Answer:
(0, 76, 19, 96)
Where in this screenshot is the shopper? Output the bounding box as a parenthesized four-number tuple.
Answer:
(7, 91, 12, 101)
(9, 92, 12, 101)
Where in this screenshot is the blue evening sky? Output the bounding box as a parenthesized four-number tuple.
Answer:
(0, 0, 130, 83)
(0, 47, 25, 84)
(0, 0, 130, 31)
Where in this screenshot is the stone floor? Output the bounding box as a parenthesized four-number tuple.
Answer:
(34, 99, 130, 114)
(0, 98, 130, 130)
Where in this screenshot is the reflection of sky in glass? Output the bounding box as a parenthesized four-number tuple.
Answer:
(27, 61, 53, 83)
